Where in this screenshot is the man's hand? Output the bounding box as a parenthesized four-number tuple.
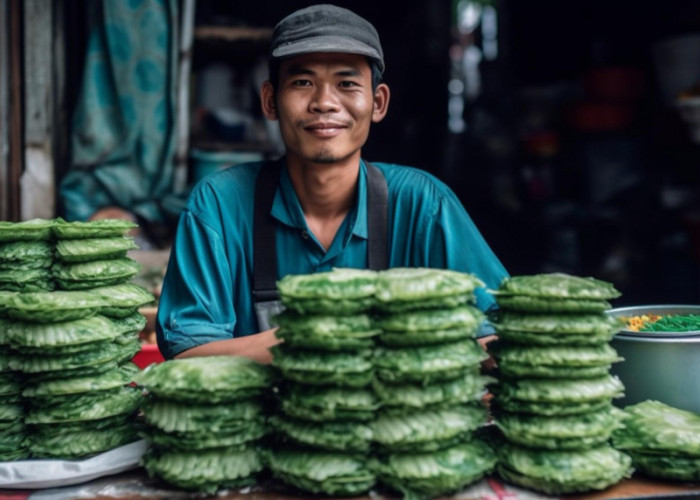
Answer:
(174, 328, 281, 364)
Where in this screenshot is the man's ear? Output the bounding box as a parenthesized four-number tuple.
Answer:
(261, 81, 278, 120)
(371, 83, 390, 123)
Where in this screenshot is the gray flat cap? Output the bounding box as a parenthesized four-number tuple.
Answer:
(270, 4, 385, 73)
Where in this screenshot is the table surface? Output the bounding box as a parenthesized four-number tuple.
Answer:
(1, 470, 700, 500)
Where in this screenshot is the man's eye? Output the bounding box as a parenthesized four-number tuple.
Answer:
(292, 79, 312, 86)
(340, 81, 359, 88)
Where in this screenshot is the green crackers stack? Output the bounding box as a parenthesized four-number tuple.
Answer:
(0, 219, 59, 460)
(369, 268, 497, 499)
(612, 400, 700, 481)
(0, 218, 153, 459)
(489, 273, 633, 495)
(268, 268, 379, 497)
(136, 356, 274, 493)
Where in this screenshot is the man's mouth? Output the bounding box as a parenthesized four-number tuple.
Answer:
(303, 121, 350, 137)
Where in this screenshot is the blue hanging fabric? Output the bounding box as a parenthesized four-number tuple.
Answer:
(59, 0, 184, 226)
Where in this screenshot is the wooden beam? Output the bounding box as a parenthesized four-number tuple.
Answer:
(0, 0, 9, 221)
(8, 0, 22, 221)
(22, 0, 55, 220)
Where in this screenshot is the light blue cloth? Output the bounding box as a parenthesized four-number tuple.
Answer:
(157, 160, 509, 359)
(59, 0, 182, 224)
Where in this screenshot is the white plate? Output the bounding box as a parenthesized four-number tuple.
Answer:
(0, 440, 147, 489)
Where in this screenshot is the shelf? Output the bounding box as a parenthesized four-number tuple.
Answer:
(194, 25, 273, 43)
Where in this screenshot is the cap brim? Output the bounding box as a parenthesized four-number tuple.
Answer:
(271, 35, 384, 73)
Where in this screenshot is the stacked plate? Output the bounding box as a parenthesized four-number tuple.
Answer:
(369, 268, 497, 499)
(136, 356, 274, 493)
(3, 219, 149, 459)
(490, 273, 633, 495)
(0, 219, 58, 460)
(613, 400, 700, 481)
(268, 268, 379, 497)
(0, 219, 55, 292)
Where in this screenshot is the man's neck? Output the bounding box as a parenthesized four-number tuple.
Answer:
(285, 153, 361, 250)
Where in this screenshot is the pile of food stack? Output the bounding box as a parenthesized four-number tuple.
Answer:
(136, 356, 275, 493)
(612, 400, 700, 481)
(0, 218, 152, 459)
(369, 268, 497, 499)
(0, 219, 56, 460)
(267, 268, 379, 497)
(489, 273, 633, 495)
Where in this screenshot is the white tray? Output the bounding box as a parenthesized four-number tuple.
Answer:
(0, 440, 147, 489)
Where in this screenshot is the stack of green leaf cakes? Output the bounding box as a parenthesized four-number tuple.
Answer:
(369, 268, 497, 499)
(489, 273, 633, 494)
(613, 400, 700, 481)
(267, 268, 380, 496)
(0, 222, 51, 459)
(0, 218, 152, 459)
(136, 356, 275, 493)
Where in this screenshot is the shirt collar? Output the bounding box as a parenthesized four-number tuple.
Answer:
(270, 159, 369, 240)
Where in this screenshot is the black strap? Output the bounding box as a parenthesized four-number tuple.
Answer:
(252, 159, 389, 303)
(365, 161, 389, 270)
(253, 161, 283, 303)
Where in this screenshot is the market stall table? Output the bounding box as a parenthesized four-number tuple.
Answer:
(1, 470, 700, 500)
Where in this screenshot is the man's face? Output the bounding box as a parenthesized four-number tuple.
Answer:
(263, 53, 388, 165)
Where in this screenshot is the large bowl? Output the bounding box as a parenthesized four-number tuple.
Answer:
(608, 305, 700, 413)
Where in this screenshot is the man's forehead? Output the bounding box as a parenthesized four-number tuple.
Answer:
(279, 53, 371, 74)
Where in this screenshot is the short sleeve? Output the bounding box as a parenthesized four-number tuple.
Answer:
(421, 189, 509, 313)
(156, 209, 236, 359)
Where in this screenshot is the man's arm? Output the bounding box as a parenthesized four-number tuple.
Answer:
(174, 328, 281, 364)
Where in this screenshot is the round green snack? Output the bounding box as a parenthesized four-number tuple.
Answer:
(627, 451, 700, 481)
(612, 400, 700, 456)
(6, 290, 106, 323)
(499, 363, 612, 379)
(53, 258, 141, 290)
(494, 295, 611, 314)
(143, 447, 262, 494)
(492, 343, 623, 367)
(271, 346, 373, 387)
(25, 386, 141, 424)
(493, 311, 624, 335)
(494, 376, 624, 404)
(0, 218, 54, 242)
(23, 363, 137, 398)
(374, 340, 488, 384)
(496, 329, 616, 346)
(278, 384, 379, 422)
(270, 415, 373, 452)
(277, 268, 377, 300)
(267, 448, 375, 497)
(142, 397, 264, 433)
(52, 218, 138, 239)
(28, 423, 137, 459)
(496, 443, 632, 495)
(375, 267, 483, 303)
(8, 315, 122, 350)
(370, 439, 497, 499)
(377, 306, 484, 332)
(135, 356, 275, 403)
(146, 421, 266, 451)
(372, 404, 488, 452)
(373, 372, 493, 409)
(55, 237, 139, 263)
(495, 273, 621, 300)
(274, 311, 379, 350)
(495, 407, 625, 450)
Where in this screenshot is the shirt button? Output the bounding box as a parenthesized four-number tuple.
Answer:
(301, 230, 309, 240)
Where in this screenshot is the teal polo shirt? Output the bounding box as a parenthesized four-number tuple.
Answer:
(156, 159, 508, 359)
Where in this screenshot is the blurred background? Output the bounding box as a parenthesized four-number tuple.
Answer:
(2, 0, 700, 306)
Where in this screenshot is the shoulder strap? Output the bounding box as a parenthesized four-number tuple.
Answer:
(252, 160, 282, 303)
(365, 161, 389, 271)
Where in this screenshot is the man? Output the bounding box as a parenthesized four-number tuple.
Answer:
(156, 4, 508, 363)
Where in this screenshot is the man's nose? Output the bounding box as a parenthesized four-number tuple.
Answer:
(309, 84, 340, 113)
